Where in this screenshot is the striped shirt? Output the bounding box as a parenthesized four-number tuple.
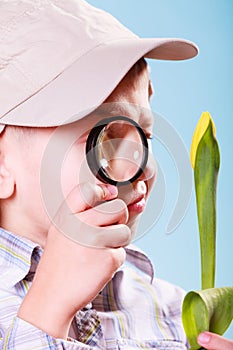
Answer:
(0, 228, 188, 349)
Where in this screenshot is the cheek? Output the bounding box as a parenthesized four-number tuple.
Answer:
(61, 144, 83, 197)
(15, 149, 41, 198)
(60, 143, 96, 197)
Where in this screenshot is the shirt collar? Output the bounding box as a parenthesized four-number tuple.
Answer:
(125, 244, 154, 283)
(0, 227, 42, 285)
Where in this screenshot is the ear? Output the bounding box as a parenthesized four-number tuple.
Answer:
(0, 156, 15, 199)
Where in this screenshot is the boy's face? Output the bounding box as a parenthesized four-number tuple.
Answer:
(1, 60, 156, 245)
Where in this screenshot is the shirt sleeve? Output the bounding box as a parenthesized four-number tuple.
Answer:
(0, 317, 100, 350)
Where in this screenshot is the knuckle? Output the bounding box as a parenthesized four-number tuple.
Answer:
(117, 224, 131, 246)
(80, 182, 107, 205)
(105, 249, 122, 270)
(122, 226, 132, 245)
(109, 198, 127, 214)
(79, 182, 95, 203)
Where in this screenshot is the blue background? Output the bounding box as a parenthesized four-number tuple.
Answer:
(88, 0, 233, 338)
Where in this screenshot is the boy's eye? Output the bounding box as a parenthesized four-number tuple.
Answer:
(86, 116, 150, 186)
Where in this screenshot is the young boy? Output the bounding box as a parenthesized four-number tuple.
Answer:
(0, 1, 232, 349)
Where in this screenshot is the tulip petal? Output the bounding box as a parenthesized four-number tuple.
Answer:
(190, 111, 216, 169)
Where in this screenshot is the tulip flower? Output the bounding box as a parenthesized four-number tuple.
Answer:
(182, 112, 233, 349)
(191, 111, 219, 289)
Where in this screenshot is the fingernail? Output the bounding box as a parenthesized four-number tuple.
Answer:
(198, 332, 211, 345)
(106, 185, 118, 197)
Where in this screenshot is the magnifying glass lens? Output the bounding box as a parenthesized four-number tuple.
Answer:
(86, 116, 148, 186)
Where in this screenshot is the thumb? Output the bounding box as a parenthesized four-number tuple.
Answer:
(197, 332, 233, 350)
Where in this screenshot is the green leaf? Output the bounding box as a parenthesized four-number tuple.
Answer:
(182, 287, 233, 349)
(194, 121, 220, 289)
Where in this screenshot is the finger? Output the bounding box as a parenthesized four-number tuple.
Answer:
(47, 225, 127, 268)
(60, 217, 131, 248)
(197, 332, 233, 350)
(65, 182, 118, 213)
(78, 198, 129, 226)
(88, 224, 131, 248)
(52, 183, 131, 248)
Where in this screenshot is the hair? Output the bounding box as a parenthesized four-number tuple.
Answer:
(3, 124, 37, 138)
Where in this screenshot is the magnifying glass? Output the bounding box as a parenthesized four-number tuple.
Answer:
(86, 116, 149, 186)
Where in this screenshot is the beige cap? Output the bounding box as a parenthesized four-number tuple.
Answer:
(0, 0, 198, 133)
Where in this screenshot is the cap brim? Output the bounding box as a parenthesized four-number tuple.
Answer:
(0, 37, 198, 129)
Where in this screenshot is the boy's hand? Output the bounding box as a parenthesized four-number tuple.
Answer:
(198, 331, 233, 350)
(54, 182, 130, 248)
(18, 183, 130, 339)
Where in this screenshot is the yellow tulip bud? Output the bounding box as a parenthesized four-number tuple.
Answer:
(190, 111, 216, 168)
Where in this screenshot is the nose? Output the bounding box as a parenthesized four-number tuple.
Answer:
(137, 151, 157, 182)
